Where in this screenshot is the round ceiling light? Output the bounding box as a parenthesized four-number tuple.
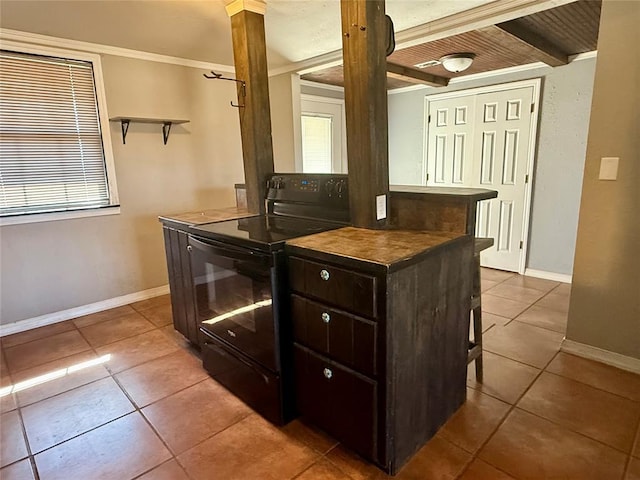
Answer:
(439, 53, 476, 73)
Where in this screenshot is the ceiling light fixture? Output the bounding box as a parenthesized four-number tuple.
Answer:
(439, 53, 475, 73)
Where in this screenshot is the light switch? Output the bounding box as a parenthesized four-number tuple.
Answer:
(599, 157, 619, 180)
(376, 194, 387, 220)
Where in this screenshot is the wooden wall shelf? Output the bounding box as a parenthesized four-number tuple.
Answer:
(109, 117, 189, 145)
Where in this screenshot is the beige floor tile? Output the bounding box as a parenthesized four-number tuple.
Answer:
(0, 369, 17, 414)
(546, 352, 640, 402)
(137, 459, 190, 480)
(0, 459, 35, 480)
(297, 459, 353, 480)
(160, 324, 193, 350)
(4, 330, 91, 374)
(12, 350, 110, 407)
(467, 351, 540, 404)
(480, 279, 498, 292)
(479, 312, 511, 332)
(143, 378, 251, 454)
(1, 321, 76, 349)
(34, 412, 171, 480)
(484, 283, 545, 305)
(281, 418, 339, 455)
(480, 268, 515, 283)
(458, 459, 516, 480)
(535, 292, 570, 313)
(518, 372, 640, 452)
(481, 294, 530, 319)
(514, 305, 568, 333)
(21, 377, 134, 453)
(503, 275, 560, 293)
(0, 410, 28, 468)
(177, 414, 319, 480)
(479, 408, 627, 480)
(138, 304, 173, 327)
(96, 329, 180, 374)
(116, 350, 208, 407)
(131, 294, 172, 312)
(440, 388, 510, 453)
(72, 305, 137, 328)
(482, 321, 563, 368)
(627, 457, 640, 480)
(395, 435, 472, 480)
(325, 444, 390, 480)
(551, 282, 572, 296)
(79, 311, 156, 348)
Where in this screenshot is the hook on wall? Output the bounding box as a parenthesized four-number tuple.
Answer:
(203, 71, 246, 108)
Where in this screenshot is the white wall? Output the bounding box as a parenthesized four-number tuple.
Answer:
(387, 58, 596, 276)
(0, 55, 245, 326)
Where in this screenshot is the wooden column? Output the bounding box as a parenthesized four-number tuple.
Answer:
(226, 0, 274, 214)
(341, 0, 389, 229)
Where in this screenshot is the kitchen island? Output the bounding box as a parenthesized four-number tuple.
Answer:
(285, 226, 473, 474)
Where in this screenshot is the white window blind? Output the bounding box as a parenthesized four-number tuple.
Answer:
(0, 49, 112, 217)
(301, 115, 332, 174)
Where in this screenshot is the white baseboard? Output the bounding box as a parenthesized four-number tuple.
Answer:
(0, 285, 170, 337)
(561, 339, 640, 375)
(524, 268, 572, 284)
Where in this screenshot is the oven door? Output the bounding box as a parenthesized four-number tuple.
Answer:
(188, 235, 277, 371)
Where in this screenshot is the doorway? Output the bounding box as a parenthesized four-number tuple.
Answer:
(424, 79, 541, 273)
(300, 95, 347, 174)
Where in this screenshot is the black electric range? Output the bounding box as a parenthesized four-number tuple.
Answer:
(187, 173, 349, 425)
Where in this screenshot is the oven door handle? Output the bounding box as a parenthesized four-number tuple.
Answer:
(188, 235, 271, 265)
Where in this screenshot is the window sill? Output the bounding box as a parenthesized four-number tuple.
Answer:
(0, 205, 121, 226)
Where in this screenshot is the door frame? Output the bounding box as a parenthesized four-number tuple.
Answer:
(299, 94, 347, 173)
(423, 78, 542, 274)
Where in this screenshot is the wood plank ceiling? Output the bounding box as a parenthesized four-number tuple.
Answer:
(302, 0, 601, 90)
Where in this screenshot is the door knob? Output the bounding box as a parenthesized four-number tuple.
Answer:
(323, 368, 333, 379)
(320, 269, 330, 281)
(321, 312, 331, 324)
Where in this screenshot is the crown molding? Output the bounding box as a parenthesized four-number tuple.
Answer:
(225, 0, 266, 17)
(0, 28, 235, 73)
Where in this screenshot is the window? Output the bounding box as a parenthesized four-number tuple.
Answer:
(0, 46, 118, 222)
(299, 95, 346, 174)
(301, 114, 333, 173)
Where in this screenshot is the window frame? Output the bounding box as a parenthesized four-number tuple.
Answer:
(0, 40, 119, 226)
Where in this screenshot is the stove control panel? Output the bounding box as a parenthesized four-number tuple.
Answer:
(266, 173, 349, 210)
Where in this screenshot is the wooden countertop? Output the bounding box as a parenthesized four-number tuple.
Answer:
(286, 226, 467, 270)
(158, 206, 257, 226)
(390, 185, 498, 202)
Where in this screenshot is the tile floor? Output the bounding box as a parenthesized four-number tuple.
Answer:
(1, 270, 639, 480)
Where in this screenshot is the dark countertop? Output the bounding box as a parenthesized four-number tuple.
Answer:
(390, 185, 498, 202)
(286, 226, 468, 270)
(158, 206, 257, 227)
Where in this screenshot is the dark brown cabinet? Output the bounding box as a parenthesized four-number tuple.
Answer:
(162, 226, 199, 344)
(287, 234, 473, 474)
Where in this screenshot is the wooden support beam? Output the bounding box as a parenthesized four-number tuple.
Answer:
(386, 62, 449, 87)
(341, 0, 390, 229)
(226, 0, 274, 214)
(482, 22, 569, 67)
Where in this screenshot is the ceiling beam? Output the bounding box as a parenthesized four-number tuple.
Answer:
(482, 22, 569, 67)
(386, 62, 449, 87)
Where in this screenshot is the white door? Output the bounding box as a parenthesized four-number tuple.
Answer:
(426, 96, 476, 186)
(425, 81, 538, 272)
(473, 87, 535, 271)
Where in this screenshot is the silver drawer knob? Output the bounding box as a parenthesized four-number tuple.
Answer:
(321, 312, 331, 324)
(186, 245, 193, 252)
(320, 269, 330, 281)
(323, 368, 333, 379)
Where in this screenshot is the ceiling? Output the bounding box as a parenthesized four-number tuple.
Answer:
(303, 0, 601, 89)
(0, 0, 493, 71)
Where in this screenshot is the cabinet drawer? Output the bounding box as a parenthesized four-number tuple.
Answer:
(292, 295, 376, 377)
(294, 344, 377, 460)
(289, 257, 377, 318)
